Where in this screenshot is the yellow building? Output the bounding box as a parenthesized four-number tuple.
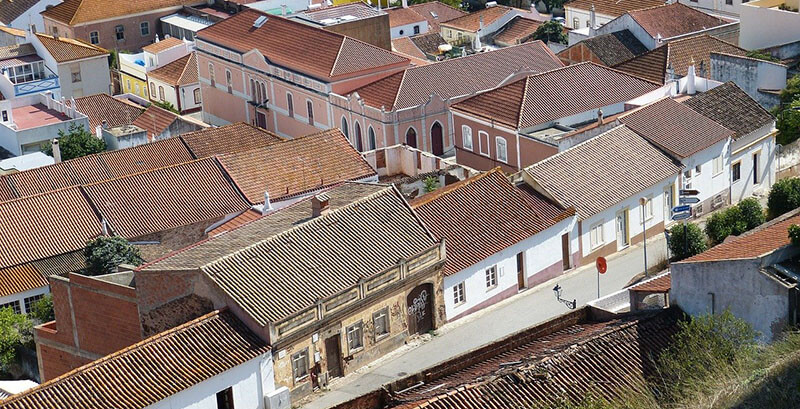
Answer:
(118, 52, 149, 99)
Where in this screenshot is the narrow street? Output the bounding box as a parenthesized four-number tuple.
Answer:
(300, 234, 668, 409)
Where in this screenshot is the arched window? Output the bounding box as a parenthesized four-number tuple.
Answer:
(250, 79, 256, 102)
(368, 126, 376, 150)
(158, 85, 165, 101)
(341, 117, 349, 139)
(461, 125, 473, 151)
(405, 127, 417, 148)
(149, 82, 156, 98)
(354, 121, 363, 152)
(225, 69, 232, 93)
(430, 122, 444, 156)
(306, 100, 314, 125)
(208, 63, 215, 86)
(287, 93, 294, 118)
(259, 83, 266, 104)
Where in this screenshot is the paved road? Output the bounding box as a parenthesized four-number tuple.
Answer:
(300, 234, 668, 409)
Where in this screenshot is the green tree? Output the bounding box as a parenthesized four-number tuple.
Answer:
(423, 175, 439, 193)
(668, 222, 707, 261)
(152, 100, 179, 114)
(535, 0, 565, 14)
(704, 201, 765, 245)
(781, 74, 800, 106)
(789, 224, 800, 246)
(43, 123, 106, 161)
(84, 236, 143, 276)
(0, 307, 33, 371)
(776, 100, 800, 146)
(738, 197, 766, 230)
(767, 177, 800, 219)
(30, 294, 54, 323)
(531, 20, 567, 44)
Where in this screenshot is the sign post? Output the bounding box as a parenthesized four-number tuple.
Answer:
(596, 256, 607, 298)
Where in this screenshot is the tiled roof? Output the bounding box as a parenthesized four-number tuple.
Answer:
(142, 37, 185, 54)
(628, 2, 728, 39)
(526, 125, 681, 219)
(392, 37, 427, 60)
(81, 158, 251, 238)
(0, 186, 103, 270)
(147, 52, 198, 86)
(574, 29, 648, 66)
(30, 251, 86, 277)
(67, 93, 145, 133)
(41, 0, 189, 25)
(682, 210, 800, 263)
(218, 128, 376, 204)
(453, 62, 659, 129)
(0, 177, 15, 201)
(409, 32, 447, 55)
(207, 208, 262, 236)
(441, 5, 513, 32)
(619, 97, 733, 159)
(196, 10, 408, 80)
(392, 309, 681, 408)
(180, 122, 281, 159)
(614, 34, 746, 84)
(683, 82, 774, 139)
(302, 2, 385, 22)
(0, 310, 270, 409)
(630, 271, 671, 292)
(352, 41, 563, 110)
(408, 1, 466, 32)
(492, 16, 542, 45)
(0, 0, 40, 25)
(564, 0, 664, 17)
(412, 169, 572, 276)
(386, 6, 426, 27)
(34, 33, 107, 63)
(0, 26, 26, 38)
(131, 104, 180, 138)
(0, 43, 36, 60)
(0, 264, 48, 298)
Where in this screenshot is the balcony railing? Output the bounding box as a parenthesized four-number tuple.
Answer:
(14, 76, 60, 97)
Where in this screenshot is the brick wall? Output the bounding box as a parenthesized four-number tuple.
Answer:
(36, 343, 93, 382)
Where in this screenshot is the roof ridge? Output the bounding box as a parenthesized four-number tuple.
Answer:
(0, 183, 83, 206)
(526, 124, 629, 172)
(392, 69, 408, 109)
(411, 168, 499, 207)
(329, 35, 349, 77)
(81, 156, 211, 188)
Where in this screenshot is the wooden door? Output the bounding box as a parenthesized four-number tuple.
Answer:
(516, 252, 525, 290)
(324, 334, 342, 379)
(407, 283, 433, 335)
(561, 233, 570, 270)
(255, 111, 267, 129)
(431, 123, 444, 156)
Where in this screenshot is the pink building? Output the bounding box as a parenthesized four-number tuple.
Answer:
(329, 41, 564, 156)
(194, 10, 411, 138)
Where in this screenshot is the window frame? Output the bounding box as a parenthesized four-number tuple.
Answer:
(346, 321, 364, 353)
(478, 131, 489, 156)
(140, 21, 150, 37)
(732, 160, 741, 182)
(23, 294, 44, 314)
(225, 69, 232, 94)
(215, 387, 234, 409)
(712, 155, 723, 176)
(306, 99, 314, 125)
(158, 85, 165, 101)
(453, 282, 466, 305)
(0, 300, 21, 315)
(89, 31, 99, 44)
(115, 25, 124, 41)
(150, 82, 156, 98)
(208, 63, 215, 87)
(461, 125, 473, 151)
(495, 136, 508, 163)
(373, 308, 390, 341)
(573, 18, 579, 29)
(341, 116, 349, 139)
(485, 265, 498, 289)
(640, 197, 654, 222)
(368, 126, 377, 150)
(286, 92, 294, 118)
(291, 348, 309, 381)
(589, 223, 604, 249)
(70, 68, 81, 83)
(753, 151, 761, 184)
(193, 88, 201, 104)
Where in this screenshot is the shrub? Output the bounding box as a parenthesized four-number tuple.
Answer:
(423, 175, 439, 193)
(668, 222, 708, 261)
(738, 197, 766, 230)
(30, 294, 54, 323)
(532, 21, 568, 45)
(776, 100, 800, 146)
(705, 199, 764, 245)
(42, 123, 105, 161)
(84, 236, 143, 276)
(767, 177, 800, 219)
(0, 307, 33, 371)
(790, 224, 800, 246)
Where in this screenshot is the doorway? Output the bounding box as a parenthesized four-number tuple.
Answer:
(431, 122, 444, 156)
(407, 283, 433, 335)
(616, 210, 629, 249)
(255, 111, 267, 129)
(324, 334, 342, 379)
(406, 127, 417, 148)
(516, 252, 525, 290)
(561, 233, 570, 270)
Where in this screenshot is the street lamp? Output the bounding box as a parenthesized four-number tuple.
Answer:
(640, 197, 649, 278)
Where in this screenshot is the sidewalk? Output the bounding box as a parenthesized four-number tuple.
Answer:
(298, 233, 667, 409)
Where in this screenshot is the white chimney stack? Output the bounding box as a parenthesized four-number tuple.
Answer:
(590, 4, 596, 34)
(686, 63, 696, 95)
(479, 16, 484, 31)
(52, 138, 61, 163)
(402, 0, 408, 8)
(281, 4, 287, 15)
(262, 189, 273, 215)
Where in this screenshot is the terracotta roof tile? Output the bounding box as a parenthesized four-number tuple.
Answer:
(147, 52, 198, 86)
(453, 62, 659, 129)
(142, 36, 185, 54)
(683, 82, 774, 139)
(563, 30, 648, 66)
(564, 0, 665, 18)
(493, 16, 543, 46)
(630, 271, 671, 292)
(207, 208, 262, 236)
(441, 5, 514, 32)
(81, 158, 251, 238)
(526, 125, 681, 219)
(0, 26, 26, 38)
(34, 33, 108, 63)
(386, 6, 426, 27)
(196, 10, 408, 80)
(0, 176, 16, 201)
(353, 41, 563, 110)
(0, 0, 40, 25)
(67, 93, 145, 133)
(619, 97, 734, 159)
(30, 251, 86, 277)
(0, 264, 48, 298)
(408, 1, 466, 32)
(0, 186, 103, 269)
(131, 104, 180, 138)
(217, 128, 376, 203)
(0, 310, 270, 409)
(41, 0, 189, 25)
(628, 3, 728, 39)
(412, 169, 572, 276)
(392, 36, 426, 60)
(409, 32, 447, 55)
(99, 138, 195, 177)
(180, 122, 281, 159)
(613, 44, 668, 83)
(0, 43, 36, 60)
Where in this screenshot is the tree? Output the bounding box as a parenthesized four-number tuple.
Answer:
(0, 307, 33, 371)
(43, 123, 106, 161)
(767, 177, 800, 219)
(668, 222, 707, 261)
(152, 100, 179, 114)
(781, 74, 800, 106)
(704, 199, 765, 245)
(30, 294, 54, 323)
(775, 100, 800, 146)
(84, 236, 143, 276)
(531, 20, 567, 45)
(789, 224, 800, 247)
(535, 0, 565, 14)
(738, 197, 766, 230)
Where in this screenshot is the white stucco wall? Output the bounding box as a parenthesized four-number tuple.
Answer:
(390, 21, 428, 38)
(149, 77, 179, 107)
(56, 57, 111, 98)
(5, 0, 62, 31)
(179, 84, 202, 112)
(563, 7, 614, 30)
(593, 14, 658, 49)
(145, 354, 275, 409)
(678, 0, 743, 17)
(730, 125, 776, 203)
(680, 138, 730, 212)
(443, 215, 576, 320)
(739, 0, 800, 50)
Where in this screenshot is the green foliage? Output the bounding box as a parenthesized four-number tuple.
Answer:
(739, 197, 766, 230)
(411, 0, 463, 8)
(423, 175, 439, 193)
(776, 100, 800, 146)
(745, 51, 780, 63)
(83, 236, 143, 276)
(30, 294, 54, 323)
(0, 307, 33, 371)
(782, 74, 800, 106)
(767, 177, 800, 219)
(531, 20, 567, 45)
(152, 100, 179, 114)
(789, 224, 800, 246)
(668, 222, 707, 261)
(43, 123, 106, 161)
(535, 0, 565, 13)
(705, 199, 764, 245)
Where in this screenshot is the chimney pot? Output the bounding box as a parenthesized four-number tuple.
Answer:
(311, 193, 330, 218)
(263, 189, 273, 215)
(52, 138, 61, 163)
(402, 0, 408, 8)
(597, 109, 604, 125)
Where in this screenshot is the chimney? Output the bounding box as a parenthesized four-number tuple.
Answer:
(479, 16, 484, 31)
(101, 218, 109, 236)
(52, 138, 61, 163)
(686, 62, 696, 95)
(154, 34, 160, 43)
(281, 4, 287, 15)
(590, 4, 596, 31)
(262, 189, 273, 215)
(311, 193, 330, 218)
(698, 60, 707, 78)
(402, 0, 408, 7)
(597, 109, 604, 125)
(101, 119, 109, 129)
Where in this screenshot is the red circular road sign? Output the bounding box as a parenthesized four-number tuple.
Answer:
(596, 257, 607, 274)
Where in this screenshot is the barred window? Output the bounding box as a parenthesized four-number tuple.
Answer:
(0, 300, 21, 314)
(373, 308, 389, 339)
(291, 348, 309, 381)
(346, 321, 364, 352)
(24, 294, 44, 314)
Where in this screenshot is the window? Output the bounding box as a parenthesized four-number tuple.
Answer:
(158, 86, 165, 101)
(453, 282, 465, 305)
(590, 223, 604, 249)
(373, 308, 389, 339)
(695, 164, 702, 174)
(726, 0, 733, 4)
(713, 155, 723, 175)
(287, 93, 294, 118)
(683, 169, 693, 189)
(732, 161, 741, 182)
(368, 126, 376, 150)
(753, 152, 760, 184)
(52, 26, 58, 37)
(586, 21, 591, 27)
(461, 125, 473, 151)
(485, 265, 497, 288)
(495, 137, 507, 163)
(150, 82, 156, 97)
(209, 63, 215, 87)
(447, 30, 452, 39)
(134, 83, 140, 94)
(225, 70, 232, 94)
(0, 301, 20, 315)
(307, 100, 314, 125)
(291, 348, 309, 380)
(413, 25, 420, 34)
(23, 294, 44, 314)
(640, 197, 654, 222)
(148, 57, 155, 67)
(1, 110, 6, 122)
(573, 18, 579, 29)
(405, 127, 417, 148)
(478, 131, 489, 155)
(260, 83, 266, 103)
(194, 88, 201, 104)
(250, 79, 256, 102)
(140, 21, 150, 36)
(126, 79, 131, 91)
(70, 69, 81, 83)
(89, 31, 99, 44)
(457, 32, 462, 41)
(346, 321, 364, 353)
(399, 29, 404, 35)
(341, 117, 349, 139)
(115, 25, 124, 41)
(216, 387, 234, 409)
(354, 121, 363, 152)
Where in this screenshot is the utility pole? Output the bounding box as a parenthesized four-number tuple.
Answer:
(640, 197, 649, 278)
